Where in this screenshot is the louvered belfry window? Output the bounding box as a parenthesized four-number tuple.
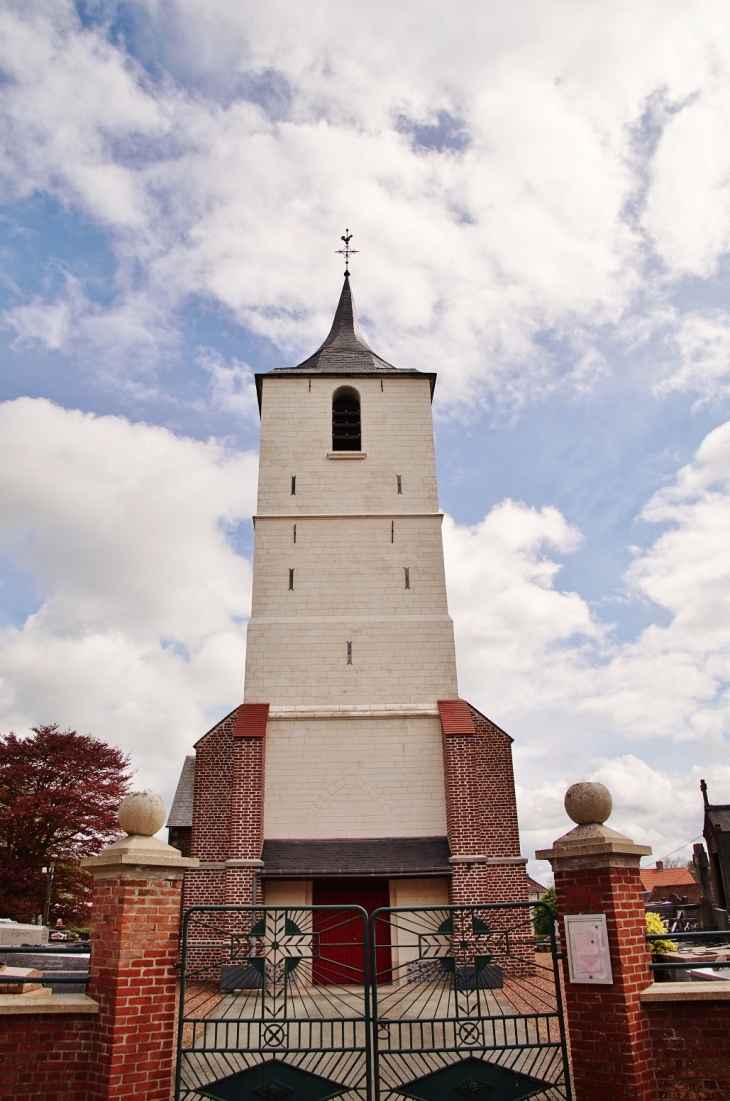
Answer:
(332, 387, 361, 451)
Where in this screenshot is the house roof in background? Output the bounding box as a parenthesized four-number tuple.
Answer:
(640, 867, 695, 891)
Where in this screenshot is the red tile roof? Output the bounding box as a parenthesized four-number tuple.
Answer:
(640, 867, 696, 891)
(437, 699, 476, 736)
(232, 703, 269, 738)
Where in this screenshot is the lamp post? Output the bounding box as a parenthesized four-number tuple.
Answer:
(41, 860, 55, 926)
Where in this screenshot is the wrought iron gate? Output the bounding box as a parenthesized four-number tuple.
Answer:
(370, 904, 571, 1101)
(175, 903, 571, 1101)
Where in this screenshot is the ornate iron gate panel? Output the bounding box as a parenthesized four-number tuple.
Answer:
(176, 905, 372, 1101)
(175, 902, 571, 1101)
(370, 904, 571, 1101)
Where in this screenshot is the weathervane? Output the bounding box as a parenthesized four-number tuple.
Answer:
(336, 229, 358, 275)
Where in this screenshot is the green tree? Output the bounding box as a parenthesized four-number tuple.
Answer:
(532, 886, 558, 939)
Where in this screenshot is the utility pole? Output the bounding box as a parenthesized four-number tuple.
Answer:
(42, 860, 55, 926)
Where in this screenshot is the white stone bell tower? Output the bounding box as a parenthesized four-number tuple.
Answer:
(175, 264, 528, 921)
(249, 272, 456, 847)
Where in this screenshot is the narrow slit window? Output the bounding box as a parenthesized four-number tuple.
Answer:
(332, 386, 361, 451)
(391, 520, 394, 543)
(397, 474, 402, 494)
(289, 568, 294, 590)
(380, 379, 384, 392)
(404, 567, 410, 589)
(347, 641, 353, 665)
(293, 524, 297, 544)
(291, 475, 296, 495)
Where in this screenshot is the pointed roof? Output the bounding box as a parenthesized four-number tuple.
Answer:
(255, 273, 436, 409)
(272, 273, 399, 375)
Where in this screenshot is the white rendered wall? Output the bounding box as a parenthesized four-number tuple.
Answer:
(263, 716, 447, 838)
(389, 878, 450, 982)
(263, 880, 312, 906)
(249, 371, 456, 840)
(256, 375, 439, 516)
(246, 514, 456, 707)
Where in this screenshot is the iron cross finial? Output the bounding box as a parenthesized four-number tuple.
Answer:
(336, 229, 359, 275)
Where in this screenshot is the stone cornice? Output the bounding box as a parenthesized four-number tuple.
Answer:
(81, 834, 199, 878)
(536, 822, 651, 871)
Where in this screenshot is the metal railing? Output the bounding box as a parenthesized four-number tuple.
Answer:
(647, 930, 730, 975)
(0, 943, 91, 987)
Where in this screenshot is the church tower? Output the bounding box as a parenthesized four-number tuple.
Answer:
(172, 263, 528, 921)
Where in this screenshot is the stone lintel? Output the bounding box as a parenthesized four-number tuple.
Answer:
(269, 706, 441, 719)
(0, 994, 99, 1015)
(226, 859, 265, 868)
(640, 981, 730, 1003)
(81, 833, 199, 878)
(449, 855, 528, 865)
(536, 821, 651, 871)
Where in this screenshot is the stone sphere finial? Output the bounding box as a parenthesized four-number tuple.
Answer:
(564, 782, 613, 826)
(118, 792, 167, 837)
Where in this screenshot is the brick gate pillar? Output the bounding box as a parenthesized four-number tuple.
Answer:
(536, 782, 655, 1101)
(82, 792, 198, 1101)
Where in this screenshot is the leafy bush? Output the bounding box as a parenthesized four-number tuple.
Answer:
(532, 887, 558, 939)
(646, 910, 677, 957)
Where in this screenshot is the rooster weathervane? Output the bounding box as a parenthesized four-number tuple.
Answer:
(336, 229, 359, 275)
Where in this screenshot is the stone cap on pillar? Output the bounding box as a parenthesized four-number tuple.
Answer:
(535, 782, 652, 871)
(82, 792, 200, 879)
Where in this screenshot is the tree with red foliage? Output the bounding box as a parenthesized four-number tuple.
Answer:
(0, 725, 132, 924)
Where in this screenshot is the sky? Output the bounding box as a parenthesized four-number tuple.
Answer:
(2, 0, 730, 878)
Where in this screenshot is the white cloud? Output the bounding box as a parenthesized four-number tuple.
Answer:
(2, 2, 730, 405)
(197, 348, 260, 421)
(443, 502, 600, 710)
(0, 398, 257, 800)
(643, 82, 730, 278)
(443, 420, 730, 866)
(656, 310, 730, 404)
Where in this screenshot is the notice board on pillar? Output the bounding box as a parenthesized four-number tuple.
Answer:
(564, 914, 613, 984)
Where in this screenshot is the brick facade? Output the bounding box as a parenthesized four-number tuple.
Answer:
(184, 707, 237, 909)
(552, 863, 656, 1101)
(0, 1012, 96, 1101)
(644, 997, 730, 1100)
(86, 874, 185, 1101)
(442, 704, 528, 906)
(183, 705, 265, 910)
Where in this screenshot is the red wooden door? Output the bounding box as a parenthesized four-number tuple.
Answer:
(312, 879, 391, 986)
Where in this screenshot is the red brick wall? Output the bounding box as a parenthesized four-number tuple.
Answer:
(553, 863, 656, 1101)
(471, 709, 521, 859)
(87, 874, 184, 1101)
(190, 709, 238, 863)
(0, 1013, 95, 1101)
(228, 735, 265, 863)
(184, 708, 237, 910)
(646, 999, 730, 1101)
(442, 703, 528, 906)
(184, 706, 265, 910)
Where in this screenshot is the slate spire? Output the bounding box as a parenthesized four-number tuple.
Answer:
(275, 273, 399, 375)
